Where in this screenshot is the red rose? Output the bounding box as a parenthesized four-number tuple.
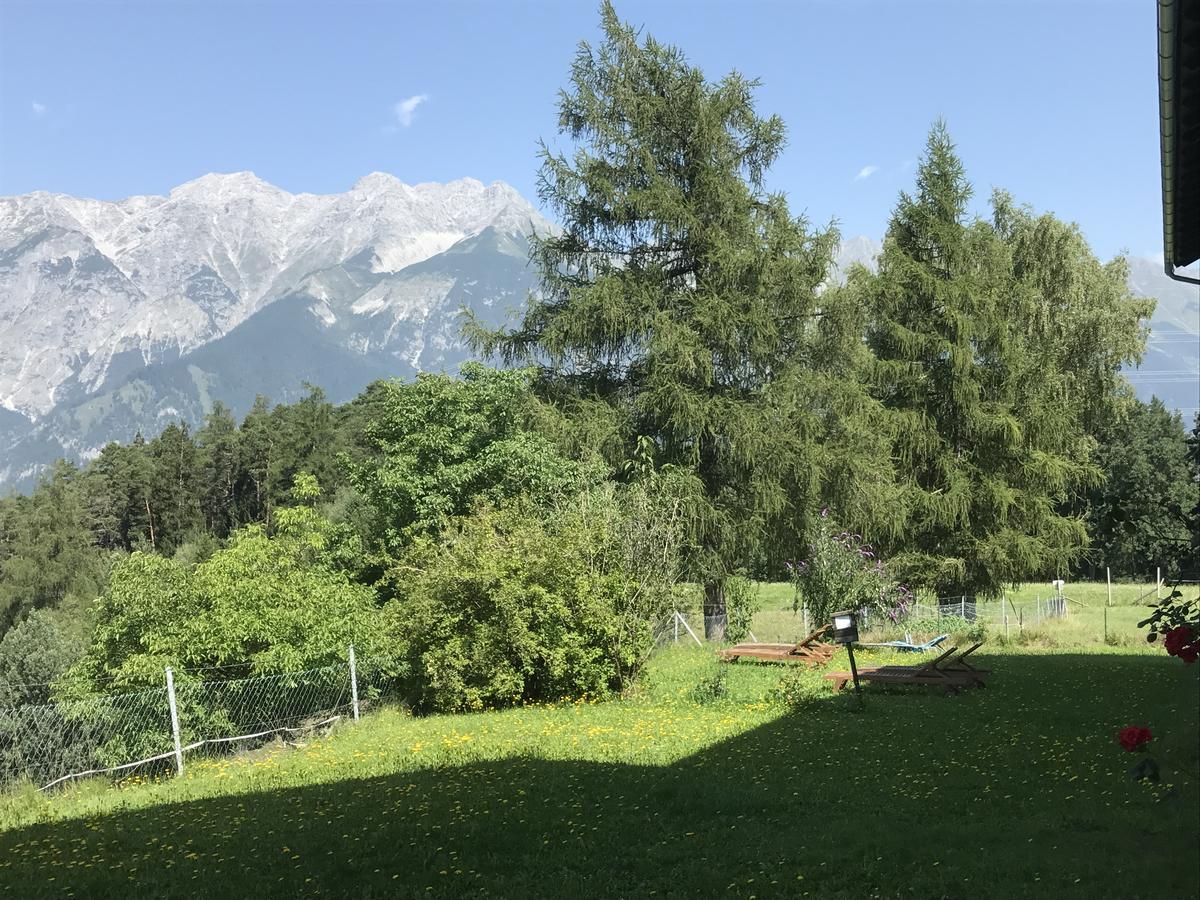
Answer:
(1178, 642, 1199, 665)
(1163, 626, 1194, 656)
(1118, 725, 1152, 752)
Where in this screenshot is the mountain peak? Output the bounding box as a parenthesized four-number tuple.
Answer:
(170, 171, 276, 199)
(352, 172, 408, 195)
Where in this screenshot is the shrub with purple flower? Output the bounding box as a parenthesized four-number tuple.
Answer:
(788, 516, 911, 626)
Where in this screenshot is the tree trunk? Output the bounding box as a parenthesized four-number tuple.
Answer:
(703, 580, 726, 642)
(145, 498, 156, 552)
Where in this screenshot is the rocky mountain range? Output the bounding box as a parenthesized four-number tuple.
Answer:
(0, 174, 1196, 492)
(0, 173, 549, 489)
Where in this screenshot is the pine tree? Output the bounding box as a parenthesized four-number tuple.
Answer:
(271, 385, 341, 502)
(473, 3, 889, 637)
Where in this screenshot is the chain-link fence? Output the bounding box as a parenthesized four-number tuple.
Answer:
(0, 649, 393, 792)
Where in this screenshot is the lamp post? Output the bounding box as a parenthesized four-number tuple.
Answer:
(831, 610, 863, 706)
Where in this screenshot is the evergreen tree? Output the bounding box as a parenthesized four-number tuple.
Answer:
(472, 3, 890, 637)
(196, 402, 241, 537)
(125, 432, 158, 551)
(856, 122, 1149, 597)
(271, 385, 342, 503)
(238, 396, 278, 527)
(148, 422, 202, 554)
(82, 443, 132, 551)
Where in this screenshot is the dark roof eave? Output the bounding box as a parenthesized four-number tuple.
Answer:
(1158, 0, 1200, 283)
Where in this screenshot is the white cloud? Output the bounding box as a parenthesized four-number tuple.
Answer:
(854, 164, 879, 182)
(393, 94, 428, 127)
(31, 101, 47, 117)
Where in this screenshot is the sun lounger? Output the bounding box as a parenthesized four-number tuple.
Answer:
(857, 633, 949, 653)
(823, 645, 979, 693)
(934, 642, 989, 686)
(718, 625, 838, 665)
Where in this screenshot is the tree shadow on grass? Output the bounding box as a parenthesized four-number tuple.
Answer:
(3, 653, 1197, 899)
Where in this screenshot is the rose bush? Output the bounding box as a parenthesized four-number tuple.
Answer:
(1117, 725, 1153, 753)
(1117, 725, 1159, 782)
(1162, 625, 1199, 663)
(1139, 586, 1199, 664)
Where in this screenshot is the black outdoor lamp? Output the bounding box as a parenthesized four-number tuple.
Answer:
(830, 609, 863, 703)
(831, 610, 859, 644)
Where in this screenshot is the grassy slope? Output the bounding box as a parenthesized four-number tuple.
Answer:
(2, 587, 1197, 899)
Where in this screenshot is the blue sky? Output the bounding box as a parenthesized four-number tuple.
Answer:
(0, 0, 1165, 261)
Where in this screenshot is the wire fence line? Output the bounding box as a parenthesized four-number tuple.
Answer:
(660, 593, 1077, 647)
(0, 649, 394, 793)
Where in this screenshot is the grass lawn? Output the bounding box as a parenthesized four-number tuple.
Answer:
(1, 589, 1197, 898)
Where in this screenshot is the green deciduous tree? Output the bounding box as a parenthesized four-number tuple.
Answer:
(1075, 400, 1198, 579)
(350, 364, 602, 579)
(68, 476, 385, 692)
(472, 3, 890, 638)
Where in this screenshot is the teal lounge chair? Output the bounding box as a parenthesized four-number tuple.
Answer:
(857, 633, 949, 653)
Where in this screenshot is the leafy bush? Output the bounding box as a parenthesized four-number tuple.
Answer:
(390, 481, 686, 713)
(688, 668, 728, 705)
(1139, 585, 1200, 663)
(35, 477, 393, 781)
(787, 514, 912, 625)
(0, 609, 86, 707)
(0, 610, 95, 789)
(771, 667, 829, 707)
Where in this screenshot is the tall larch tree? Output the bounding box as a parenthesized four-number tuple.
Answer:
(473, 3, 891, 637)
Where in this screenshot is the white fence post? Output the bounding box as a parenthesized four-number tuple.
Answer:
(348, 645, 360, 722)
(1156, 567, 1162, 600)
(165, 666, 184, 778)
(674, 612, 680, 643)
(676, 611, 703, 647)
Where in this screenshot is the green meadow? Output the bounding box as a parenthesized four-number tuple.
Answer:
(1, 584, 1197, 899)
